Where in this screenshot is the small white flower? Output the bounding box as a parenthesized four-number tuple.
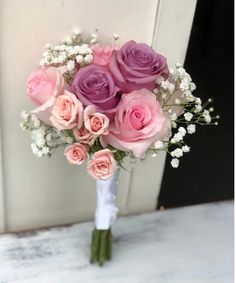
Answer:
(67, 60, 75, 71)
(53, 57, 61, 64)
(189, 82, 196, 91)
(45, 43, 52, 49)
(20, 110, 29, 119)
(175, 98, 181, 105)
(180, 78, 189, 91)
(76, 55, 84, 64)
(204, 114, 212, 123)
(171, 158, 179, 168)
(152, 152, 158, 157)
(162, 93, 167, 99)
(35, 136, 45, 148)
(90, 38, 97, 44)
(169, 68, 175, 75)
(171, 148, 183, 158)
(168, 83, 175, 94)
(113, 33, 119, 40)
(20, 122, 26, 130)
(184, 112, 193, 121)
(63, 37, 72, 44)
(156, 76, 164, 84)
(31, 143, 38, 155)
(187, 124, 196, 134)
(79, 44, 90, 54)
(66, 137, 74, 144)
(91, 32, 98, 39)
(84, 54, 93, 64)
(39, 59, 45, 66)
(46, 133, 52, 141)
(186, 94, 195, 102)
(195, 97, 202, 105)
(37, 150, 43, 158)
(175, 63, 182, 68)
(74, 28, 81, 36)
(170, 113, 177, 121)
(153, 88, 158, 94)
(42, 146, 50, 155)
(161, 80, 169, 90)
(154, 140, 164, 149)
(171, 132, 183, 143)
(172, 122, 177, 128)
(178, 127, 186, 136)
(195, 104, 202, 112)
(182, 145, 190, 152)
(31, 115, 40, 128)
(177, 67, 186, 78)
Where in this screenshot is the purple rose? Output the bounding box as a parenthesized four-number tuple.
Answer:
(72, 65, 120, 119)
(109, 40, 169, 92)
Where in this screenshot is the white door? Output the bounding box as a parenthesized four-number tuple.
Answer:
(0, 0, 196, 233)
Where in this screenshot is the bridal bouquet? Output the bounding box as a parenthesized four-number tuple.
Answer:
(20, 30, 219, 265)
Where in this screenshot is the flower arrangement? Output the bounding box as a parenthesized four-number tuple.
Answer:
(20, 29, 219, 266)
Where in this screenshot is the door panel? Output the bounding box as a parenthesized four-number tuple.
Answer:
(0, 0, 196, 232)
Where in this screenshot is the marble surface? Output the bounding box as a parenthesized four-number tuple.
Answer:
(0, 201, 233, 283)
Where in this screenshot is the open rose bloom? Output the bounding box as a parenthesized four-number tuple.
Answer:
(21, 30, 218, 266)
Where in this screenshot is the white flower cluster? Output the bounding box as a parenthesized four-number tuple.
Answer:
(172, 63, 196, 99)
(20, 112, 75, 158)
(152, 63, 220, 168)
(40, 43, 93, 70)
(168, 126, 190, 168)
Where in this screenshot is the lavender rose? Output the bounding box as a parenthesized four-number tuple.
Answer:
(71, 65, 120, 119)
(109, 40, 169, 92)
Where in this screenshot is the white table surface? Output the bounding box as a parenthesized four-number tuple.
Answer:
(0, 201, 233, 283)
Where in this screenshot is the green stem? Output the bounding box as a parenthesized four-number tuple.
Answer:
(90, 228, 112, 266)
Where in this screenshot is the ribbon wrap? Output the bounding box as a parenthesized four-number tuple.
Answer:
(95, 168, 120, 230)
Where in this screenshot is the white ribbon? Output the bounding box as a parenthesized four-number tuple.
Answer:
(95, 168, 120, 230)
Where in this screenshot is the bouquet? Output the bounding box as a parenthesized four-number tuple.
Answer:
(20, 29, 219, 266)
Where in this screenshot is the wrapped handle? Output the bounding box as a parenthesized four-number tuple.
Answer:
(95, 168, 120, 230)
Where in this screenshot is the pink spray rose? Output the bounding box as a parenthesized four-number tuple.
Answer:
(87, 149, 116, 180)
(84, 105, 109, 136)
(27, 67, 65, 106)
(91, 43, 119, 65)
(101, 89, 171, 158)
(64, 143, 88, 165)
(73, 127, 97, 146)
(109, 40, 169, 92)
(50, 90, 83, 130)
(71, 64, 120, 119)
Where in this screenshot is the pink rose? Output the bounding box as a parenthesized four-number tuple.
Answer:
(109, 40, 169, 92)
(64, 143, 88, 165)
(27, 67, 65, 106)
(73, 127, 97, 146)
(29, 67, 66, 125)
(84, 105, 109, 136)
(50, 90, 83, 130)
(101, 89, 171, 157)
(87, 149, 116, 180)
(91, 43, 119, 65)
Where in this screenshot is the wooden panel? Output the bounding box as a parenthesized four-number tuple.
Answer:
(0, 116, 6, 233)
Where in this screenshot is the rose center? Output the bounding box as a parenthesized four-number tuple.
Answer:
(91, 116, 103, 132)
